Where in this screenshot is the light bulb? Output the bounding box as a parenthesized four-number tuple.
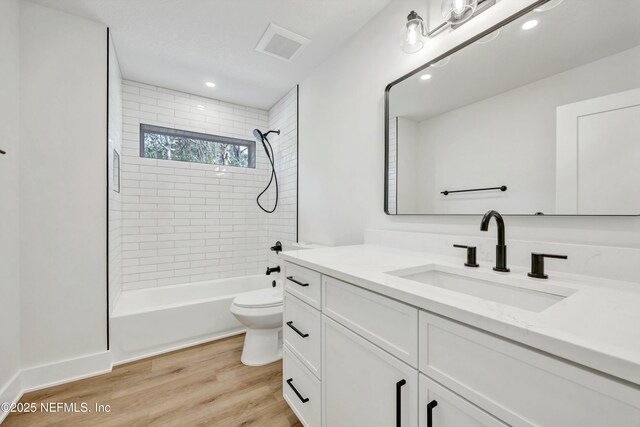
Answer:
(452, 0, 466, 14)
(407, 23, 419, 45)
(442, 0, 478, 24)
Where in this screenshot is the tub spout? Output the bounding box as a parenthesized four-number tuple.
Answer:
(266, 266, 280, 275)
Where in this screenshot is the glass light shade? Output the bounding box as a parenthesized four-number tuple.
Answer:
(442, 0, 478, 24)
(400, 18, 425, 54)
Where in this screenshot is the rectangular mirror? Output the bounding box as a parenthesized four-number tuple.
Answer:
(385, 0, 640, 215)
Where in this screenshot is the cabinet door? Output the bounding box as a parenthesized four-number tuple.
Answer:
(419, 374, 507, 427)
(323, 316, 418, 427)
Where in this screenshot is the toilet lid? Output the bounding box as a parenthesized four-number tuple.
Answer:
(233, 288, 283, 308)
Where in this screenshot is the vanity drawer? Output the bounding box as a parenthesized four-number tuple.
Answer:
(419, 311, 640, 427)
(284, 293, 322, 378)
(284, 348, 321, 427)
(322, 275, 418, 367)
(283, 262, 322, 309)
(419, 374, 507, 427)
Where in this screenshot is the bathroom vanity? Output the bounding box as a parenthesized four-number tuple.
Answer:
(280, 243, 640, 427)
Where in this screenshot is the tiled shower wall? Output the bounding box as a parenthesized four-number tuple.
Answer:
(119, 81, 296, 290)
(267, 87, 298, 266)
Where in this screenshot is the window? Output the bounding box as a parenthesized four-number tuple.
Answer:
(140, 124, 255, 168)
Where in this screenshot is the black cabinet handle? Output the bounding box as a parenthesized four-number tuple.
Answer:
(286, 321, 309, 338)
(287, 276, 309, 287)
(286, 378, 309, 403)
(396, 379, 406, 427)
(427, 400, 438, 427)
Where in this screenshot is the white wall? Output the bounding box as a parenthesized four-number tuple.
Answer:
(411, 45, 640, 214)
(19, 1, 108, 367)
(108, 34, 124, 313)
(120, 80, 271, 290)
(0, 0, 22, 410)
(298, 0, 640, 249)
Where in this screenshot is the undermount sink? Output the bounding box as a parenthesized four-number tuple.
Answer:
(386, 265, 577, 312)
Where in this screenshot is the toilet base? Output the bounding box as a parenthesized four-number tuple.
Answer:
(240, 327, 283, 366)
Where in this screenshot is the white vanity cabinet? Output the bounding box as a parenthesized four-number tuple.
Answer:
(323, 316, 418, 427)
(418, 375, 507, 427)
(281, 261, 640, 427)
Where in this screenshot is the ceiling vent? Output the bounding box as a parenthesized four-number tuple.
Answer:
(255, 23, 310, 62)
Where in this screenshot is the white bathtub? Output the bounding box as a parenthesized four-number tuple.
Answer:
(111, 275, 279, 364)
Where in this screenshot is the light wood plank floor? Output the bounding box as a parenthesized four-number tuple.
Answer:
(4, 334, 301, 426)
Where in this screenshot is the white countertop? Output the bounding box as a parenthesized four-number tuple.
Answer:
(280, 244, 640, 386)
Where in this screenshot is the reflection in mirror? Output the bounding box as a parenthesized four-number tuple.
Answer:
(386, 0, 640, 215)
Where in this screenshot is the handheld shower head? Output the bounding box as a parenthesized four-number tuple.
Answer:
(253, 128, 264, 141)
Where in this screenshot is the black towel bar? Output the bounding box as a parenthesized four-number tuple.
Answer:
(441, 185, 507, 196)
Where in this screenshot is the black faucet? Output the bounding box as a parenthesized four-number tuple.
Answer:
(266, 266, 281, 275)
(480, 210, 510, 272)
(270, 241, 283, 254)
(528, 253, 567, 279)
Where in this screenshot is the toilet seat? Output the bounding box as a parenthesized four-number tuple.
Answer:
(233, 288, 283, 309)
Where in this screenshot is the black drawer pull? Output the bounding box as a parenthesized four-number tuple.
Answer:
(0, 149, 6, 155)
(427, 400, 438, 427)
(287, 276, 309, 287)
(286, 321, 309, 338)
(396, 379, 406, 427)
(286, 378, 309, 403)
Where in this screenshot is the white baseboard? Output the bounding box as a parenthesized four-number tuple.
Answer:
(21, 351, 112, 393)
(0, 351, 112, 425)
(0, 371, 22, 425)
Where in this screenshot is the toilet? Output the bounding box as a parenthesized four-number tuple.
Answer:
(230, 286, 283, 366)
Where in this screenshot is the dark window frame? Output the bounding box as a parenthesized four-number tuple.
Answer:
(139, 124, 256, 168)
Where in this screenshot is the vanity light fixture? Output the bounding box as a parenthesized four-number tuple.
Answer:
(400, 0, 496, 53)
(205, 81, 216, 88)
(521, 19, 539, 30)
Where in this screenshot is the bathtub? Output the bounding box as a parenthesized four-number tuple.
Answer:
(111, 275, 279, 364)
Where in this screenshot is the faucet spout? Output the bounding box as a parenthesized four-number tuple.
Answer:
(480, 210, 509, 272)
(480, 210, 505, 246)
(265, 266, 281, 275)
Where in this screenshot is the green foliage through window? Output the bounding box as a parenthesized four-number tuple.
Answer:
(140, 124, 255, 168)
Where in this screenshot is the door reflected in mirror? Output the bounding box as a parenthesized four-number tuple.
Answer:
(385, 0, 640, 215)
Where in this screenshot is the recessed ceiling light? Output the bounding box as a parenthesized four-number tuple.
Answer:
(522, 20, 539, 30)
(420, 74, 432, 81)
(205, 81, 216, 88)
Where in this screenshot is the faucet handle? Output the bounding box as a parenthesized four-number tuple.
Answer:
(528, 253, 568, 279)
(453, 244, 479, 268)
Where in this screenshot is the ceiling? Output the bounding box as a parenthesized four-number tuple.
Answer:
(31, 0, 391, 110)
(390, 0, 640, 121)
